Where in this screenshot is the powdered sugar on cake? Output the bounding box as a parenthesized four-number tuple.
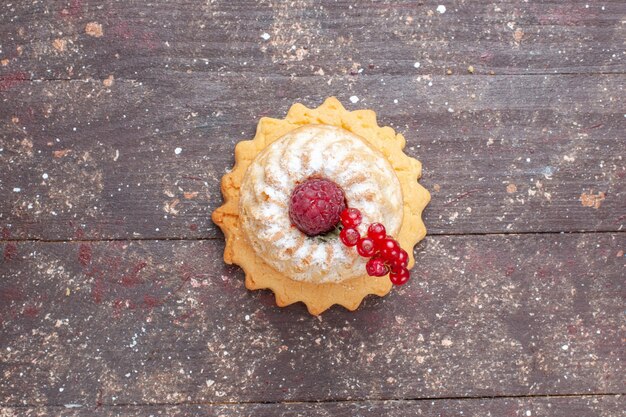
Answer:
(239, 125, 403, 283)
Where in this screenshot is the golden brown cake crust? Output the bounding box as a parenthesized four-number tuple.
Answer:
(212, 97, 430, 315)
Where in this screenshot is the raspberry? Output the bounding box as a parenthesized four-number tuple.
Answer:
(289, 178, 346, 236)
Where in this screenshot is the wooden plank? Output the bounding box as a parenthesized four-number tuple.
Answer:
(1, 74, 624, 239)
(1, 396, 625, 416)
(0, 0, 624, 80)
(1, 234, 623, 406)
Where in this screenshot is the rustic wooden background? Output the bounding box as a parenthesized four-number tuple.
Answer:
(1, 1, 624, 416)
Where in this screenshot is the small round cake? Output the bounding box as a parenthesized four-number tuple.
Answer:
(239, 125, 403, 283)
(213, 97, 431, 314)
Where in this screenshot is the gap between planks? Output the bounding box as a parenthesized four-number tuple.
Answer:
(2, 392, 623, 409)
(3, 71, 626, 85)
(0, 229, 623, 244)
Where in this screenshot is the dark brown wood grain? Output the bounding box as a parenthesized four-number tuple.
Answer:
(1, 74, 624, 240)
(0, 0, 624, 81)
(1, 395, 624, 417)
(1, 0, 624, 413)
(1, 234, 623, 406)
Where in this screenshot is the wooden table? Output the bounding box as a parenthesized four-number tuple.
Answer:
(1, 1, 624, 415)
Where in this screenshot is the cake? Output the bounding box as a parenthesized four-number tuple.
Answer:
(212, 97, 430, 315)
(239, 124, 404, 283)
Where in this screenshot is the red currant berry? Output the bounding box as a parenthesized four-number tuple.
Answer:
(389, 266, 410, 285)
(394, 249, 409, 268)
(377, 237, 399, 258)
(339, 227, 360, 247)
(356, 237, 376, 257)
(340, 208, 362, 229)
(367, 223, 386, 241)
(383, 247, 401, 263)
(366, 256, 389, 277)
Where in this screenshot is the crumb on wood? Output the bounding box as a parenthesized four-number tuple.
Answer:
(103, 75, 114, 87)
(53, 149, 71, 158)
(85, 22, 104, 37)
(514, 28, 524, 43)
(506, 184, 518, 194)
(52, 38, 67, 52)
(20, 138, 33, 157)
(294, 47, 308, 61)
(1, 59, 9, 66)
(164, 199, 180, 215)
(580, 191, 605, 209)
